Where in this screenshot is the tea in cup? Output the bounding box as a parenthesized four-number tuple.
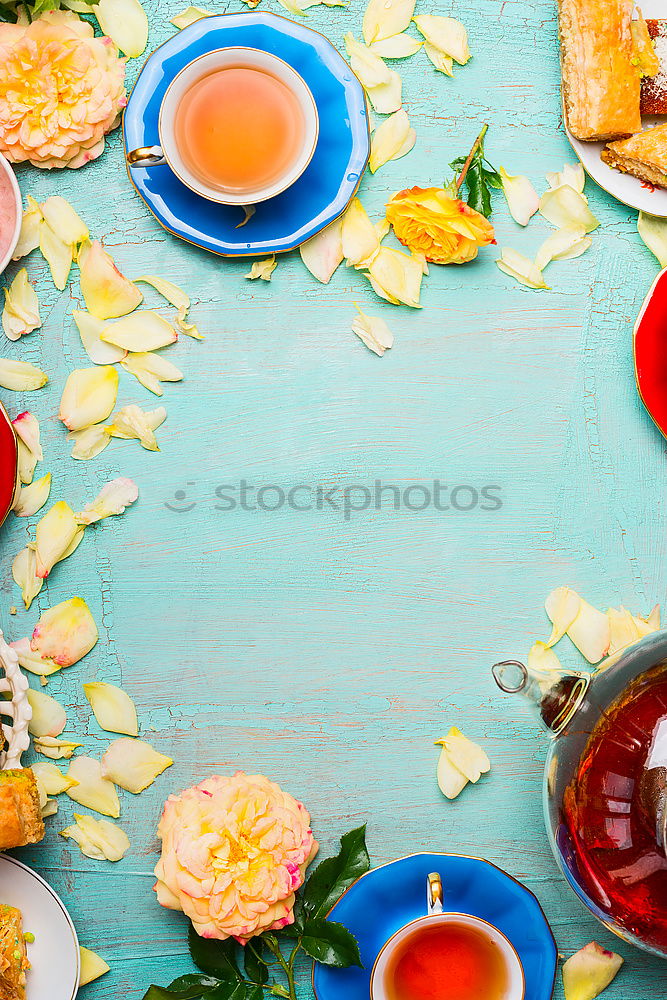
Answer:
(127, 47, 319, 205)
(370, 873, 525, 1000)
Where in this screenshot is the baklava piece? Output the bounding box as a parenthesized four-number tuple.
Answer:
(602, 122, 667, 188)
(0, 769, 44, 851)
(0, 905, 28, 1000)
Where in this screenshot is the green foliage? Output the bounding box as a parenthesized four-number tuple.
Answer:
(450, 129, 501, 218)
(0, 0, 95, 22)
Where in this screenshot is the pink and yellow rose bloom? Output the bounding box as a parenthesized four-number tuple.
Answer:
(386, 186, 496, 265)
(154, 772, 319, 943)
(0, 11, 126, 169)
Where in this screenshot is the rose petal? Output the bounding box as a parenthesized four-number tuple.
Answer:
(436, 744, 468, 799)
(436, 727, 490, 783)
(12, 196, 42, 261)
(121, 352, 183, 396)
(638, 211, 667, 267)
(66, 758, 120, 818)
(34, 736, 82, 760)
(424, 43, 453, 75)
(60, 813, 129, 861)
(84, 682, 138, 737)
(79, 240, 143, 320)
(539, 186, 599, 233)
(16, 440, 36, 486)
(93, 0, 149, 56)
(10, 637, 61, 677)
(351, 304, 394, 356)
(69, 424, 112, 461)
(59, 366, 119, 431)
(39, 221, 73, 290)
(245, 256, 277, 281)
(499, 167, 539, 226)
(41, 799, 58, 818)
(101, 737, 173, 793)
(107, 404, 166, 451)
(344, 32, 392, 87)
(366, 71, 403, 114)
(235, 205, 256, 230)
(342, 198, 380, 267)
(11, 548, 43, 610)
(76, 477, 138, 525)
(3, 268, 41, 341)
(73, 310, 125, 365)
(134, 275, 200, 337)
(364, 246, 423, 307)
(567, 598, 611, 663)
(0, 359, 47, 391)
(32, 761, 78, 795)
(170, 5, 214, 28)
(534, 228, 592, 271)
(413, 15, 470, 64)
(370, 33, 422, 58)
(299, 217, 344, 284)
(369, 108, 416, 173)
(34, 501, 78, 578)
(527, 640, 564, 677)
(562, 942, 623, 1000)
(496, 248, 549, 289)
(546, 163, 585, 193)
(79, 948, 110, 986)
(100, 310, 178, 352)
(363, 0, 416, 44)
(13, 473, 51, 517)
(607, 606, 643, 656)
(30, 597, 98, 667)
(40, 197, 88, 247)
(545, 586, 582, 646)
(12, 411, 42, 464)
(27, 689, 66, 738)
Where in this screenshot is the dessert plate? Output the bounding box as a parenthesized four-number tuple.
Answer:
(565, 0, 667, 216)
(123, 12, 370, 256)
(0, 855, 80, 999)
(634, 266, 667, 438)
(312, 853, 558, 1000)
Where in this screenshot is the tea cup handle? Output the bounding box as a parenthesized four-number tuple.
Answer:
(427, 872, 444, 915)
(127, 145, 166, 168)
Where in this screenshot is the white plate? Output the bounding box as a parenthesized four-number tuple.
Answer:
(0, 855, 80, 1000)
(565, 0, 667, 217)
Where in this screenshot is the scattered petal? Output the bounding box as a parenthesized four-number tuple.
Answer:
(545, 586, 582, 646)
(2, 268, 41, 341)
(12, 411, 42, 467)
(365, 246, 423, 307)
(170, 5, 214, 29)
(436, 727, 490, 783)
(79, 240, 143, 320)
(539, 186, 599, 234)
(413, 15, 470, 65)
(41, 799, 58, 818)
(13, 473, 51, 517)
(235, 205, 256, 229)
(299, 217, 344, 284)
(0, 359, 47, 391)
(101, 310, 178, 352)
(245, 256, 277, 281)
(31, 761, 78, 795)
(496, 248, 549, 290)
(11, 547, 43, 610)
(546, 163, 585, 193)
(351, 304, 394, 356)
(638, 211, 667, 267)
(534, 228, 592, 271)
(567, 597, 611, 663)
(34, 501, 78, 578)
(366, 71, 403, 114)
(12, 196, 42, 260)
(27, 689, 66, 738)
(84, 683, 138, 737)
(101, 738, 173, 793)
(499, 167, 539, 226)
(60, 813, 129, 861)
(30, 597, 98, 667)
(39, 221, 73, 289)
(607, 606, 643, 656)
(370, 108, 416, 172)
(107, 404, 166, 451)
(528, 640, 565, 678)
(69, 424, 112, 461)
(77, 478, 138, 525)
(93, 0, 149, 57)
(10, 637, 61, 677)
(436, 744, 468, 799)
(121, 352, 183, 396)
(423, 43, 453, 75)
(342, 198, 380, 267)
(562, 942, 623, 1000)
(370, 34, 422, 58)
(79, 948, 110, 986)
(344, 33, 402, 113)
(363, 0, 416, 45)
(59, 366, 119, 431)
(34, 736, 82, 760)
(73, 310, 125, 365)
(66, 757, 120, 818)
(40, 196, 88, 247)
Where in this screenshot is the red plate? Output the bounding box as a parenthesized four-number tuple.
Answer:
(634, 267, 667, 440)
(0, 402, 19, 526)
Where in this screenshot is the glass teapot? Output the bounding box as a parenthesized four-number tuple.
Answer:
(493, 631, 667, 958)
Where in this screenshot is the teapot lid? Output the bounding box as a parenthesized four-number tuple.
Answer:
(492, 658, 590, 736)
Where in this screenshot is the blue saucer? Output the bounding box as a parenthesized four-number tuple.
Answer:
(123, 12, 370, 256)
(313, 853, 558, 1000)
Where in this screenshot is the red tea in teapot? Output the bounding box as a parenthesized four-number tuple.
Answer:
(563, 662, 667, 952)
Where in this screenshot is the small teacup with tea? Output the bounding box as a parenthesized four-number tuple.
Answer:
(370, 873, 525, 1000)
(127, 47, 319, 205)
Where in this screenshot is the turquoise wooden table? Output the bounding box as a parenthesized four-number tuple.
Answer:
(2, 0, 666, 996)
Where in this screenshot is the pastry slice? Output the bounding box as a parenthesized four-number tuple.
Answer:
(602, 123, 667, 188)
(642, 20, 667, 115)
(0, 905, 29, 1000)
(0, 769, 44, 851)
(558, 0, 642, 141)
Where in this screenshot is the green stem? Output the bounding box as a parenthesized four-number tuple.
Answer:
(455, 123, 488, 192)
(264, 937, 299, 1000)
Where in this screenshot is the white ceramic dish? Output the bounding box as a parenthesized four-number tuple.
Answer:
(0, 855, 80, 999)
(565, 0, 667, 217)
(0, 153, 21, 273)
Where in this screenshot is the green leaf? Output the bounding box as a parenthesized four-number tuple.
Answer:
(449, 133, 500, 219)
(300, 918, 363, 969)
(202, 983, 249, 1000)
(302, 825, 369, 920)
(243, 942, 269, 986)
(188, 924, 242, 982)
(142, 975, 220, 1000)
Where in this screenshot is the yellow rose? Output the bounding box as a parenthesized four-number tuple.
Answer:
(386, 186, 496, 265)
